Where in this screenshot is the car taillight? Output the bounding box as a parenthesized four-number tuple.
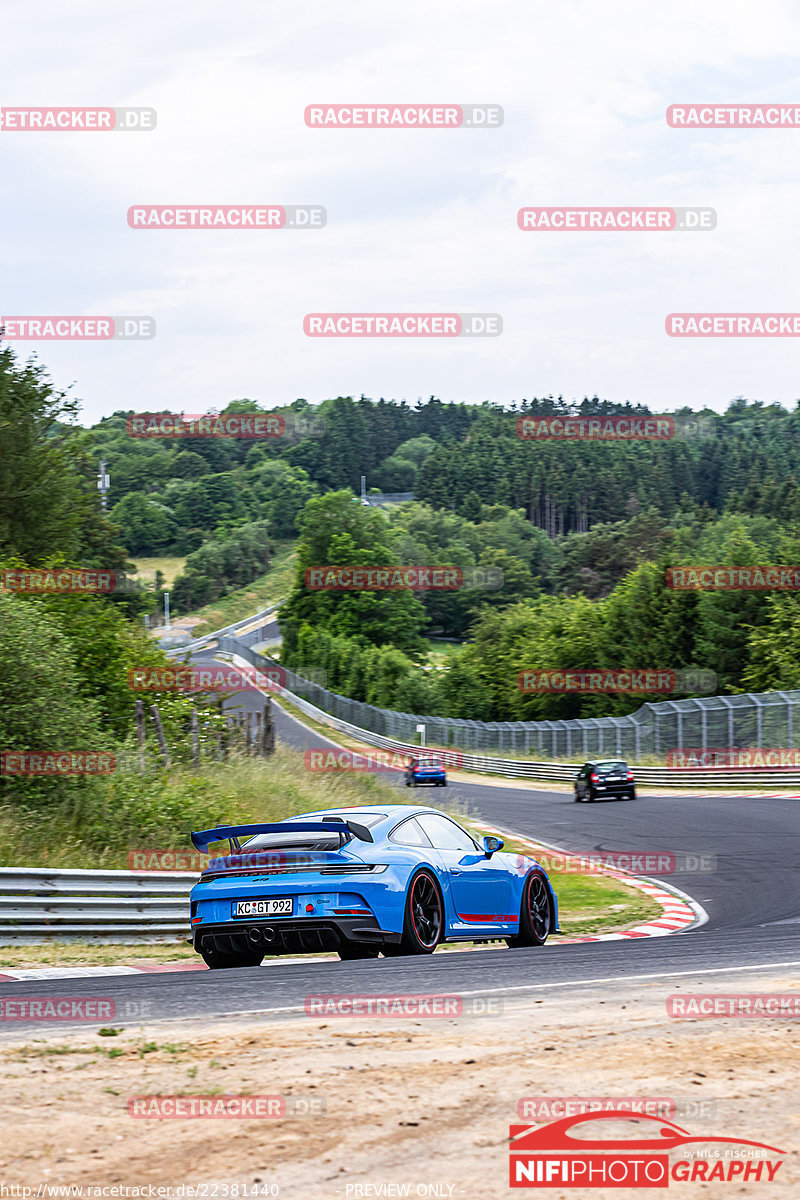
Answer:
(627, 771, 634, 781)
(590, 773, 599, 782)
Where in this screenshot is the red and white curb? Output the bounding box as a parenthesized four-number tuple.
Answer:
(479, 823, 706, 943)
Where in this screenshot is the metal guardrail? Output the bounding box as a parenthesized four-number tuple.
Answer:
(211, 627, 800, 761)
(0, 868, 195, 944)
(220, 644, 800, 790)
(165, 602, 281, 658)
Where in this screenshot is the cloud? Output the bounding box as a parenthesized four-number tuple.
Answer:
(3, 0, 800, 421)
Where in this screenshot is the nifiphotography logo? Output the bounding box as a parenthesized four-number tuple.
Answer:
(508, 1112, 785, 1187)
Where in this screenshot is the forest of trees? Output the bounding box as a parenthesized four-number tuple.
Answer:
(62, 388, 800, 618)
(5, 337, 800, 733)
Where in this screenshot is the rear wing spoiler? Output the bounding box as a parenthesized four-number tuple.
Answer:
(190, 819, 374, 854)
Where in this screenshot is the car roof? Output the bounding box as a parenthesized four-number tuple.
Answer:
(291, 804, 446, 829)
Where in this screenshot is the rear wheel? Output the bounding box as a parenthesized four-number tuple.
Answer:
(573, 789, 581, 802)
(506, 871, 552, 948)
(200, 940, 264, 970)
(627, 789, 636, 801)
(384, 870, 443, 955)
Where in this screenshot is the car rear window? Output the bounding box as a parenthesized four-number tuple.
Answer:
(596, 761, 628, 774)
(240, 829, 344, 851)
(291, 811, 387, 828)
(416, 814, 477, 852)
(242, 812, 388, 851)
(389, 817, 433, 847)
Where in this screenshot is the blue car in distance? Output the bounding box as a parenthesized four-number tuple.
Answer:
(189, 804, 558, 969)
(404, 756, 447, 787)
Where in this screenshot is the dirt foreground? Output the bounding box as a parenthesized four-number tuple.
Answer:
(1, 972, 798, 1199)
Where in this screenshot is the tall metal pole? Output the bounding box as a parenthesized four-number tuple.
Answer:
(97, 459, 110, 510)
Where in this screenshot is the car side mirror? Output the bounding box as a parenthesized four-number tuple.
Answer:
(482, 835, 503, 858)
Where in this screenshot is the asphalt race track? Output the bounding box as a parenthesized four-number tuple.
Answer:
(2, 653, 798, 1034)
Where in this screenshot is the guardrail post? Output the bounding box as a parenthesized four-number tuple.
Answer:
(253, 710, 262, 756)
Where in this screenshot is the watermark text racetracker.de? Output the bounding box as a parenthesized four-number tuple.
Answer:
(667, 565, 800, 590)
(0, 997, 151, 1021)
(517, 414, 674, 440)
(128, 848, 314, 871)
(304, 749, 464, 773)
(1, 106, 155, 130)
(517, 1096, 718, 1121)
(303, 565, 503, 591)
(533, 850, 716, 876)
(1, 568, 117, 595)
(518, 207, 715, 231)
(127, 412, 286, 439)
(1, 317, 154, 340)
(127, 665, 286, 694)
(305, 993, 502, 1018)
(303, 313, 501, 337)
(668, 993, 800, 1018)
(127, 206, 325, 229)
(667, 747, 800, 768)
(304, 103, 502, 128)
(517, 668, 717, 695)
(1, 751, 116, 776)
(668, 103, 800, 127)
(667, 313, 800, 337)
(128, 1094, 324, 1118)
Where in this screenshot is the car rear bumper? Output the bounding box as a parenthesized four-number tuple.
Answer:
(193, 916, 401, 955)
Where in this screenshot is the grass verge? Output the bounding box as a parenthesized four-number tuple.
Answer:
(129, 557, 186, 589)
(188, 540, 297, 636)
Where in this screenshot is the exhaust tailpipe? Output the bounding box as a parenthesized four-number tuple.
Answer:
(248, 926, 276, 945)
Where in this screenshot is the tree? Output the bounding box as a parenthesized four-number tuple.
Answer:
(458, 491, 483, 522)
(743, 595, 800, 691)
(376, 456, 417, 491)
(0, 345, 126, 567)
(172, 450, 211, 480)
(280, 492, 428, 660)
(110, 492, 176, 555)
(0, 593, 106, 801)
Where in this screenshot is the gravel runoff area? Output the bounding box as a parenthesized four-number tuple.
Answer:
(1, 968, 798, 1198)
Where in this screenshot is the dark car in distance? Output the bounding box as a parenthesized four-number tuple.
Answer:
(574, 759, 636, 802)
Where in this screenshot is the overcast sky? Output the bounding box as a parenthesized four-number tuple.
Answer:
(3, 0, 800, 425)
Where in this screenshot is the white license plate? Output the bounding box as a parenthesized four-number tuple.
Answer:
(232, 898, 293, 918)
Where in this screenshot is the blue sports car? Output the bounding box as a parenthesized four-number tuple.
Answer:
(404, 757, 447, 787)
(189, 805, 558, 968)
